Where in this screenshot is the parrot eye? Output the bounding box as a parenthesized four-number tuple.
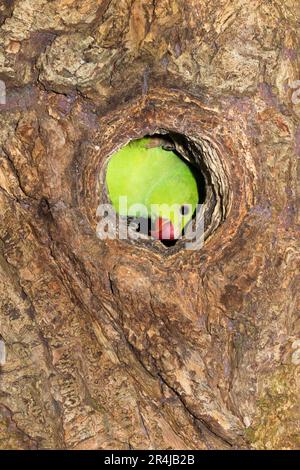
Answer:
(180, 205, 189, 216)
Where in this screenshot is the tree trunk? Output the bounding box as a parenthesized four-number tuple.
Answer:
(0, 0, 299, 450)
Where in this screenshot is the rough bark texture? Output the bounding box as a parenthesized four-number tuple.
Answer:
(0, 0, 299, 450)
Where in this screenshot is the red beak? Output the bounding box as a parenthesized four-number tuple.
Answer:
(151, 217, 175, 240)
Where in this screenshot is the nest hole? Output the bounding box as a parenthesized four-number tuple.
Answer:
(98, 129, 230, 254)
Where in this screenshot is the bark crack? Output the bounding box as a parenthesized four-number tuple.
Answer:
(0, 404, 39, 449)
(1, 147, 37, 201)
(119, 328, 237, 449)
(156, 372, 234, 448)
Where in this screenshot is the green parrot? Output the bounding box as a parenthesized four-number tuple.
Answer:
(105, 137, 199, 240)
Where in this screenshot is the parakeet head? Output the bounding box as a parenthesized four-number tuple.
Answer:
(106, 137, 199, 241)
(147, 173, 198, 240)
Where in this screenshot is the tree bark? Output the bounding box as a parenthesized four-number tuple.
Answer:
(0, 0, 299, 450)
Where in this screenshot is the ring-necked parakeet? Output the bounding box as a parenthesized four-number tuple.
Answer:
(105, 137, 198, 240)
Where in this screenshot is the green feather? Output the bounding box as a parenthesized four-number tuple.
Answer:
(106, 137, 199, 234)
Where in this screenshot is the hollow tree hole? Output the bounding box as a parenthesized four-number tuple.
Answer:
(97, 129, 230, 254)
